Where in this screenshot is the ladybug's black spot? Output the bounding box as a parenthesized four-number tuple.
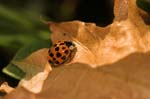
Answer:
(61, 56, 66, 60)
(62, 47, 66, 50)
(50, 53, 54, 57)
(53, 58, 56, 61)
(55, 61, 60, 64)
(49, 60, 52, 63)
(55, 47, 59, 51)
(56, 52, 62, 57)
(64, 50, 69, 54)
(63, 33, 66, 36)
(60, 43, 64, 45)
(64, 41, 73, 47)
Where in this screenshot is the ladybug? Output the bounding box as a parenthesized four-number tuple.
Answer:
(48, 40, 76, 67)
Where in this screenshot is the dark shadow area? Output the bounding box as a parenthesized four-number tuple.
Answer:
(0, 47, 19, 87)
(75, 0, 114, 26)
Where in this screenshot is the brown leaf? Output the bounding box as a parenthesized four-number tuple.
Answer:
(48, 0, 150, 67)
(49, 21, 111, 67)
(0, 82, 14, 94)
(4, 52, 150, 99)
(35, 52, 150, 99)
(4, 87, 34, 99)
(114, 0, 128, 21)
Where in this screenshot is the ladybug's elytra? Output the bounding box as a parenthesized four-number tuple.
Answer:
(47, 40, 76, 67)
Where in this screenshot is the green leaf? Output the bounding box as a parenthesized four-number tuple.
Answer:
(3, 64, 25, 80)
(2, 39, 51, 80)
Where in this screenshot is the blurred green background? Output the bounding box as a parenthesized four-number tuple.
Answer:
(0, 0, 114, 86)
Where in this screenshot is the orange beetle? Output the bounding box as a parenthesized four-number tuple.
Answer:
(47, 41, 76, 67)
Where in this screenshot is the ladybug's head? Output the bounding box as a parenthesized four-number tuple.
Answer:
(64, 41, 75, 50)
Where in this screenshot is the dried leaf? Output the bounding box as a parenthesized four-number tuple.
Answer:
(32, 52, 150, 99)
(4, 87, 34, 99)
(4, 52, 150, 99)
(0, 82, 14, 94)
(49, 21, 111, 67)
(49, 10, 150, 67)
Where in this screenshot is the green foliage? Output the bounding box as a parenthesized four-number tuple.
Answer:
(0, 5, 50, 48)
(136, 0, 150, 12)
(0, 5, 51, 79)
